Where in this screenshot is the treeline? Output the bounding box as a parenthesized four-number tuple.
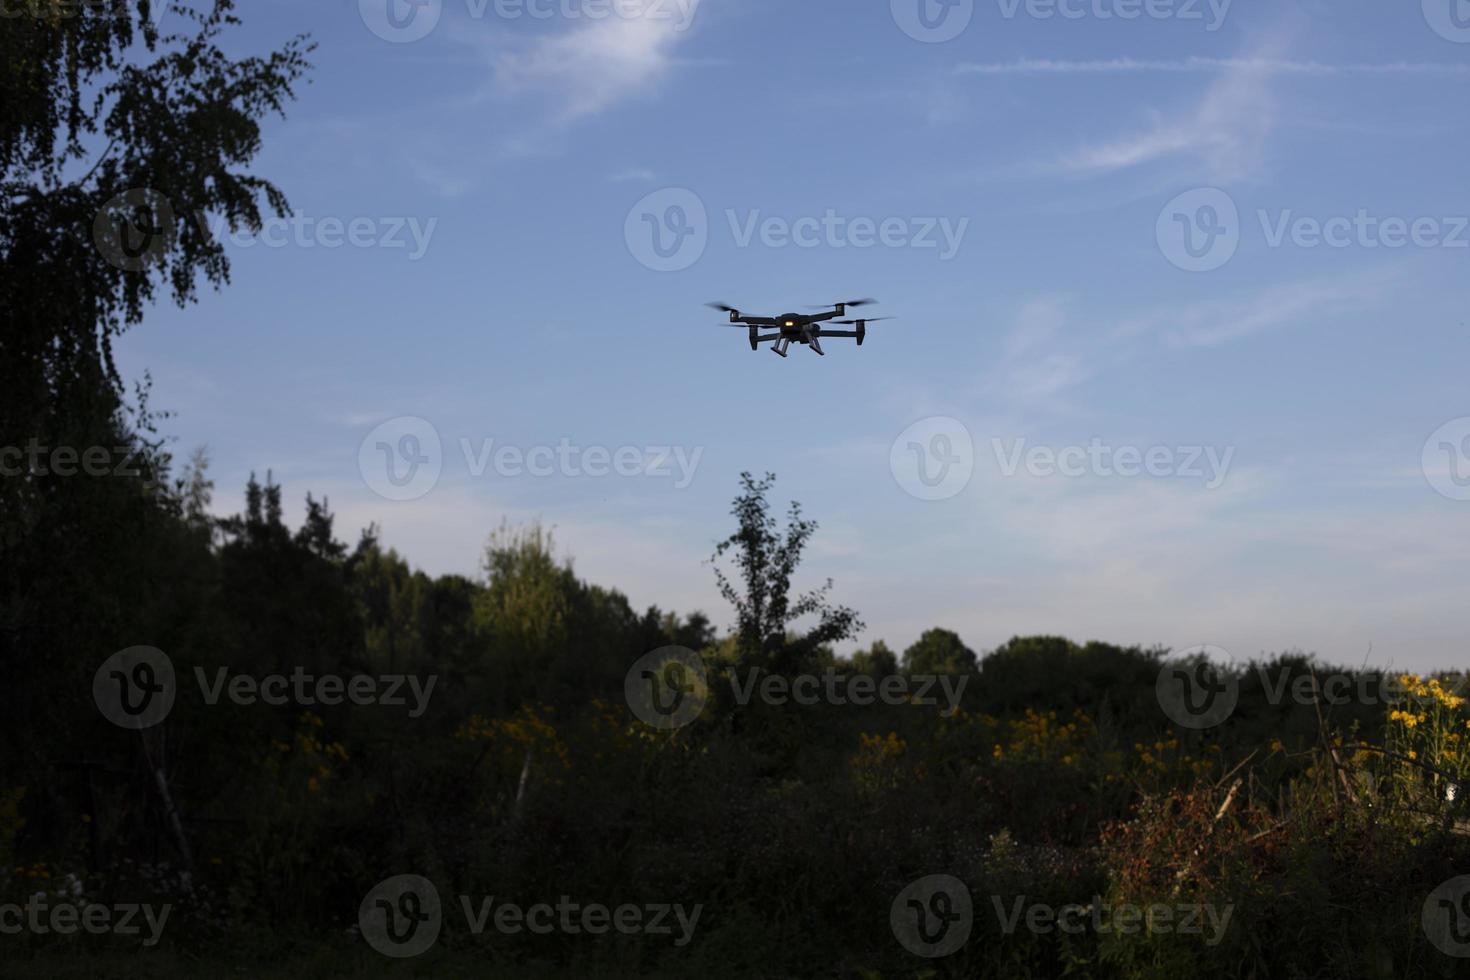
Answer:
(1, 445, 1452, 979)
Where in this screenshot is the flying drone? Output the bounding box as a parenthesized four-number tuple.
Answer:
(708, 299, 895, 357)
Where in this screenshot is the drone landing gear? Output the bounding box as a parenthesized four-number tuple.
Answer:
(771, 338, 791, 357)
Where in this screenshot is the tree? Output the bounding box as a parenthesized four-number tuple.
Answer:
(0, 2, 314, 837)
(902, 628, 977, 675)
(710, 472, 863, 672)
(473, 521, 576, 707)
(850, 639, 898, 678)
(2, 0, 314, 435)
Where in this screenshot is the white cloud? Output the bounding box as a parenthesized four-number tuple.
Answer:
(1055, 39, 1291, 181)
(490, 0, 703, 122)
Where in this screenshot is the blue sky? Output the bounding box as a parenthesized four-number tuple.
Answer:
(115, 0, 1470, 671)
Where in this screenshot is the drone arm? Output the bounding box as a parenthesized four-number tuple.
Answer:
(814, 327, 865, 346)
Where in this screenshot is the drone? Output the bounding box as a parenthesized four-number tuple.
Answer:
(708, 299, 895, 357)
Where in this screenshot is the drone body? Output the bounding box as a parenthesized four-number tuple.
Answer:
(708, 299, 894, 357)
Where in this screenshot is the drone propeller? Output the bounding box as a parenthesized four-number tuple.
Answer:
(831, 316, 895, 324)
(706, 302, 740, 313)
(808, 298, 878, 309)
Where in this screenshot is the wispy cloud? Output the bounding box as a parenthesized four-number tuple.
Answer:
(490, 0, 703, 123)
(991, 298, 1093, 404)
(1058, 41, 1286, 181)
(957, 57, 1470, 77)
(1115, 271, 1396, 348)
(608, 167, 658, 183)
